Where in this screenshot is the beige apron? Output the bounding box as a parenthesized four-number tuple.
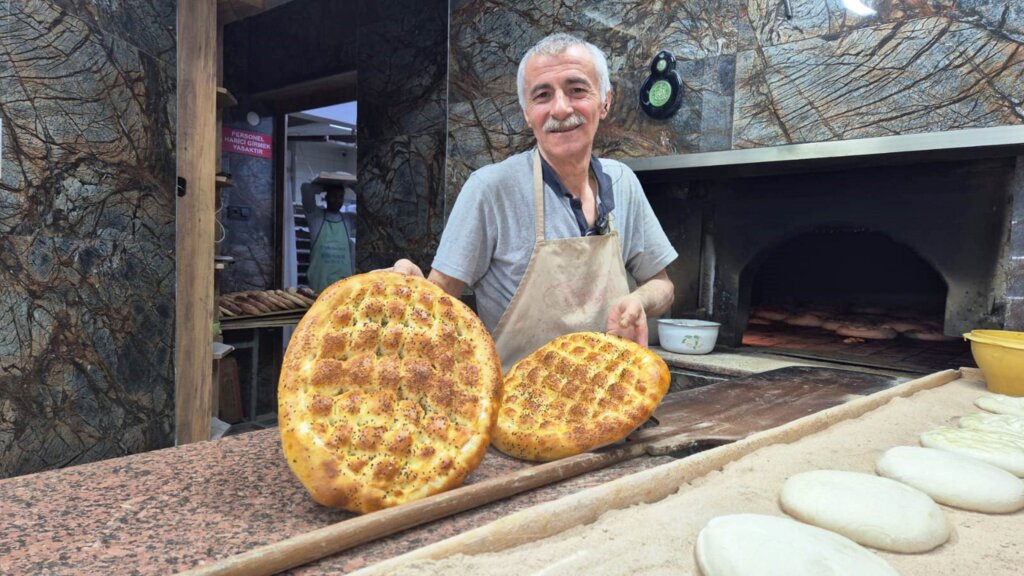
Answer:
(491, 149, 631, 370)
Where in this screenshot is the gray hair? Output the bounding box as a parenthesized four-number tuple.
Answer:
(516, 33, 611, 112)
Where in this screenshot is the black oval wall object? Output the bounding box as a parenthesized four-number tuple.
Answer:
(639, 50, 682, 120)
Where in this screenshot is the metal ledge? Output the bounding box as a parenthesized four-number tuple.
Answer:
(622, 125, 1024, 181)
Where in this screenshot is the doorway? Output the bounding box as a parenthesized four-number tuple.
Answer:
(282, 102, 358, 291)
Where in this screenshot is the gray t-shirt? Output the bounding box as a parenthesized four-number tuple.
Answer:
(432, 150, 678, 332)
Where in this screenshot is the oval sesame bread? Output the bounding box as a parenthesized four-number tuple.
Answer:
(278, 272, 502, 513)
(493, 332, 671, 462)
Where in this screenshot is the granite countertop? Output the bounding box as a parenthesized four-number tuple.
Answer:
(0, 420, 675, 575)
(0, 360, 900, 575)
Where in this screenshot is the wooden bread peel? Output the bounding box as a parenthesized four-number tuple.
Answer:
(176, 366, 909, 576)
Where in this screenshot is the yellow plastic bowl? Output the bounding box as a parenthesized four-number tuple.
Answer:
(962, 330, 1024, 396)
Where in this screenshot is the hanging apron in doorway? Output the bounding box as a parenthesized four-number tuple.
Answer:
(308, 217, 354, 292)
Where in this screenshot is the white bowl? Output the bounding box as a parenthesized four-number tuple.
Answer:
(657, 319, 721, 354)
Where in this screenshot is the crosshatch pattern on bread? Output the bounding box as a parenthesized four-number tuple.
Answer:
(278, 272, 502, 514)
(494, 331, 671, 462)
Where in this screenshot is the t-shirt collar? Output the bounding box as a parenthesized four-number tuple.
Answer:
(538, 153, 616, 235)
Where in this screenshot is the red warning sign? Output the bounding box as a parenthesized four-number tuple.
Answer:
(222, 128, 272, 158)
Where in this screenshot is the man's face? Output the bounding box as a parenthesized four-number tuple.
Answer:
(324, 189, 344, 211)
(522, 45, 609, 164)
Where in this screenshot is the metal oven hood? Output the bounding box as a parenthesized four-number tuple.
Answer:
(622, 126, 1024, 181)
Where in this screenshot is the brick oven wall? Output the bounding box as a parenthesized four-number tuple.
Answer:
(1005, 162, 1024, 329)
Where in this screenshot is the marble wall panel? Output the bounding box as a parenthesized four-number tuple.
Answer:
(355, 0, 449, 267)
(0, 1, 175, 477)
(356, 132, 447, 264)
(447, 98, 531, 173)
(49, 0, 176, 65)
(734, 16, 1024, 147)
(601, 54, 736, 158)
(748, 0, 1024, 49)
(1, 4, 176, 240)
(746, 0, 957, 47)
(356, 3, 448, 143)
(0, 235, 174, 477)
(961, 0, 1024, 41)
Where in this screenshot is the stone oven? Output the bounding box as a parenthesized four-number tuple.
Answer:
(629, 127, 1024, 370)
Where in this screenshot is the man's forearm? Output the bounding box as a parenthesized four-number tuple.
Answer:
(632, 270, 674, 317)
(427, 268, 467, 298)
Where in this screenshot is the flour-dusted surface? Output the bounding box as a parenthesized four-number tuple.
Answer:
(372, 373, 1023, 575)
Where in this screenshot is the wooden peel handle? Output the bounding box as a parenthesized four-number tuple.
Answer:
(176, 445, 645, 576)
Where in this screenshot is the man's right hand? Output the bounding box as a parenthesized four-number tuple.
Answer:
(374, 260, 465, 298)
(375, 258, 425, 278)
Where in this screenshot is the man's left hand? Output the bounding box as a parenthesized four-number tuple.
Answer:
(607, 294, 648, 347)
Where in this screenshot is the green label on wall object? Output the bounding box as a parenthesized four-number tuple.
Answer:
(656, 59, 667, 73)
(649, 80, 673, 108)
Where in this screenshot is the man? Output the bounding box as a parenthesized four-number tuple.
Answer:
(393, 33, 677, 367)
(302, 178, 355, 292)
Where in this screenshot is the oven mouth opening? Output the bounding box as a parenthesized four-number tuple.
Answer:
(739, 229, 973, 374)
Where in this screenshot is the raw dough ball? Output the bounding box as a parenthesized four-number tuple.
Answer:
(921, 427, 1024, 477)
(695, 513, 898, 576)
(876, 446, 1024, 513)
(976, 394, 1024, 417)
(779, 470, 950, 553)
(960, 412, 1024, 438)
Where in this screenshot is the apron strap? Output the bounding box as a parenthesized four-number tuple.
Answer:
(533, 148, 545, 242)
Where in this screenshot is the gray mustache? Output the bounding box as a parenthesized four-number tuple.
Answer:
(543, 114, 586, 133)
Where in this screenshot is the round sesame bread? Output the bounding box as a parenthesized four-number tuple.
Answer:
(278, 272, 502, 513)
(827, 315, 901, 338)
(833, 321, 898, 340)
(493, 331, 670, 462)
(901, 328, 958, 342)
(751, 306, 790, 321)
(821, 315, 880, 332)
(783, 313, 826, 328)
(881, 319, 936, 334)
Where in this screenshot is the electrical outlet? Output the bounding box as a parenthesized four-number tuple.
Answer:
(226, 206, 252, 221)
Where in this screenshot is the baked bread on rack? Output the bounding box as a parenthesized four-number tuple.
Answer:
(278, 272, 502, 513)
(493, 331, 670, 462)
